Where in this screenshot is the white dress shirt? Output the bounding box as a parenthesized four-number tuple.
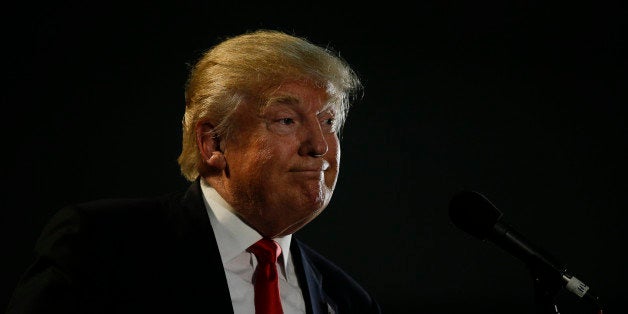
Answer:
(200, 180, 306, 314)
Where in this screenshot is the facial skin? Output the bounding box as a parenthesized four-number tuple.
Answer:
(199, 82, 341, 238)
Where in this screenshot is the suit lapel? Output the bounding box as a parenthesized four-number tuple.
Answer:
(291, 238, 337, 314)
(172, 180, 340, 313)
(169, 179, 234, 313)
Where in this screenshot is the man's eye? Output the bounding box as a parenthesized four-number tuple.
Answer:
(321, 117, 337, 133)
(279, 118, 294, 125)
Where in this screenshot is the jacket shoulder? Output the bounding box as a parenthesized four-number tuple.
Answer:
(294, 239, 382, 313)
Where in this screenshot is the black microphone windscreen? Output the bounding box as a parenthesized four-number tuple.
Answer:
(449, 190, 503, 240)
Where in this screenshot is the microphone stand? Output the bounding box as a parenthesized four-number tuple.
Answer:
(529, 266, 604, 314)
(529, 266, 563, 314)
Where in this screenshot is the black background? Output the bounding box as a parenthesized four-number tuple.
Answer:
(2, 1, 626, 313)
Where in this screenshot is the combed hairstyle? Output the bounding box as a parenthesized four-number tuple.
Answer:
(177, 29, 362, 181)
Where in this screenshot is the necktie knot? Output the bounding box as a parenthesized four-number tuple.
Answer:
(248, 238, 281, 265)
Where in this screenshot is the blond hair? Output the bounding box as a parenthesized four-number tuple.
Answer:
(177, 29, 362, 181)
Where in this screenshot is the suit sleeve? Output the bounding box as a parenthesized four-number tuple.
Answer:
(6, 206, 103, 314)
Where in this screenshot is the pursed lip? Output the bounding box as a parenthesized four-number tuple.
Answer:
(292, 168, 324, 172)
(289, 169, 325, 181)
(289, 160, 330, 172)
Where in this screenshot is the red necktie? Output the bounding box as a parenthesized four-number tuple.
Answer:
(248, 238, 283, 314)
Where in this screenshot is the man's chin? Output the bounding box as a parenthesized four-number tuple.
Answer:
(274, 209, 324, 237)
(298, 183, 333, 205)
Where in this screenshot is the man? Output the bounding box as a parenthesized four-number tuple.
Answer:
(7, 29, 381, 314)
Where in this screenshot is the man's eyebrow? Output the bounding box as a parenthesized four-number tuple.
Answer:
(263, 94, 337, 114)
(265, 95, 299, 107)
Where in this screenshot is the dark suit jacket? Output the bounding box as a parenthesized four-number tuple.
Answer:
(6, 180, 381, 314)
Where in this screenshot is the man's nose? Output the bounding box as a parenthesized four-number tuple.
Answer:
(299, 120, 328, 157)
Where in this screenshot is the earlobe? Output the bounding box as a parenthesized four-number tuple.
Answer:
(208, 151, 226, 169)
(196, 121, 226, 171)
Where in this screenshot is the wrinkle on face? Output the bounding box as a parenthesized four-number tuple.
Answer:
(212, 82, 340, 237)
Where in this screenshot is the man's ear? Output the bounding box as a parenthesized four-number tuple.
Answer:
(195, 121, 226, 170)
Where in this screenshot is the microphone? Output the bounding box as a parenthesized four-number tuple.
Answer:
(448, 190, 602, 309)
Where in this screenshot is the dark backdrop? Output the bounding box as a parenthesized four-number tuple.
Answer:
(2, 1, 625, 313)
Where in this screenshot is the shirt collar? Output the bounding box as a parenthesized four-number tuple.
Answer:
(200, 179, 292, 270)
